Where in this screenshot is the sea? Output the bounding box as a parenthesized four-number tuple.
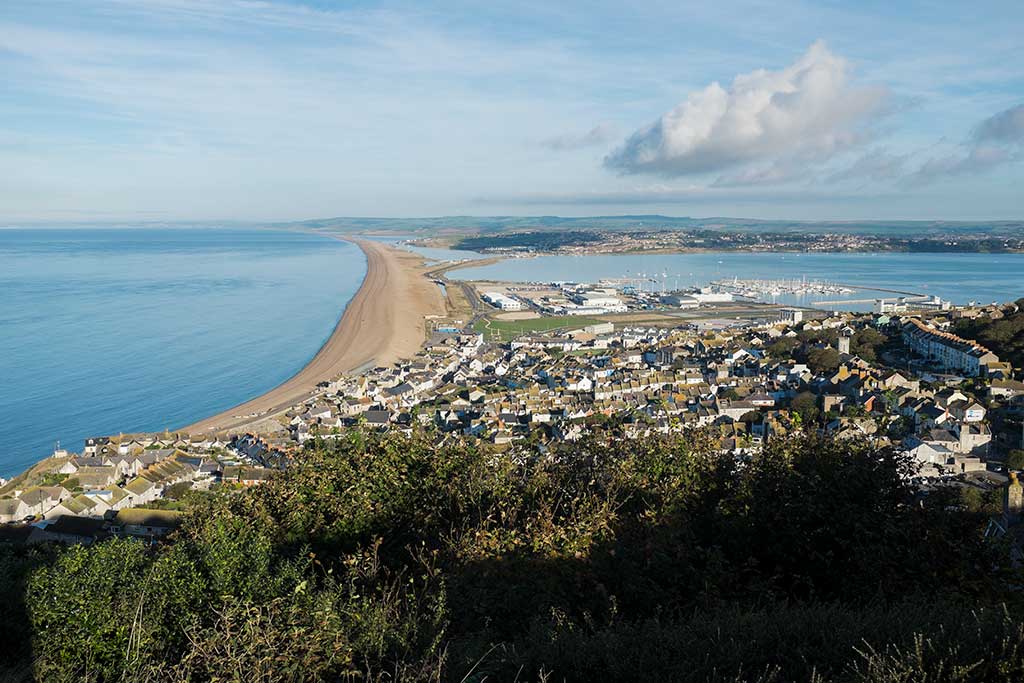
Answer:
(447, 251, 1024, 309)
(0, 228, 365, 478)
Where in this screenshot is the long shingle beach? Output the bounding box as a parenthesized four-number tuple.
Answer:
(182, 237, 445, 434)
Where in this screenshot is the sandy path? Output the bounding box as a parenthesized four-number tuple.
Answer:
(183, 237, 444, 434)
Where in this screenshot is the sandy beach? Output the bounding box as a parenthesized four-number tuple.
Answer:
(183, 237, 445, 434)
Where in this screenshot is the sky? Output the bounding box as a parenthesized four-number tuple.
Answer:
(1, 0, 1022, 223)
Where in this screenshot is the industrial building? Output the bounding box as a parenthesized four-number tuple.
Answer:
(661, 294, 700, 309)
(482, 292, 523, 311)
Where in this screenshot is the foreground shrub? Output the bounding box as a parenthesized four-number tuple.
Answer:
(6, 430, 1020, 681)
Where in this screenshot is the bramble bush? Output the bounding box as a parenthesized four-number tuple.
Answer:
(1, 428, 1022, 681)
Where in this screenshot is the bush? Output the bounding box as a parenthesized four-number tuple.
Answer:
(5, 430, 1022, 681)
(1007, 449, 1024, 471)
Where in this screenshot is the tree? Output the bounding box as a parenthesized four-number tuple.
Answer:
(852, 328, 887, 361)
(164, 481, 193, 499)
(790, 392, 820, 424)
(842, 404, 866, 418)
(807, 347, 841, 374)
(739, 410, 761, 424)
(8, 429, 1020, 681)
(1007, 449, 1024, 471)
(767, 337, 800, 359)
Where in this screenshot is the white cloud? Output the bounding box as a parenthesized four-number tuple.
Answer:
(908, 103, 1024, 184)
(604, 41, 889, 177)
(826, 149, 909, 184)
(541, 123, 617, 151)
(974, 103, 1024, 142)
(477, 183, 886, 206)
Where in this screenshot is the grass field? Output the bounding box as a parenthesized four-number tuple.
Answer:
(474, 315, 602, 340)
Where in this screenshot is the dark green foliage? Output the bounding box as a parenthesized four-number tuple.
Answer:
(3, 430, 1022, 681)
(162, 481, 192, 499)
(766, 336, 800, 359)
(1008, 449, 1024, 471)
(807, 347, 842, 374)
(791, 391, 821, 423)
(454, 231, 604, 252)
(0, 544, 58, 682)
(955, 299, 1024, 368)
(851, 327, 888, 362)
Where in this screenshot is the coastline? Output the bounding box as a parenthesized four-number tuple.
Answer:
(182, 237, 445, 434)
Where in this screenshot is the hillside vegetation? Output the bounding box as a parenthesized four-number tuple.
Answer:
(1, 430, 1022, 682)
(955, 299, 1024, 369)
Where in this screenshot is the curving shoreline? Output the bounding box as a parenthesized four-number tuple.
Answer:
(182, 236, 445, 434)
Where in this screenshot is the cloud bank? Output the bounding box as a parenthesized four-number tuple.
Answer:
(909, 103, 1024, 183)
(542, 123, 616, 151)
(604, 41, 888, 178)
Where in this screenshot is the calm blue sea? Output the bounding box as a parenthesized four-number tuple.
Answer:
(0, 228, 365, 478)
(450, 251, 1024, 308)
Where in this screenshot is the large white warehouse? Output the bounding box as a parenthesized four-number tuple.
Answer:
(482, 292, 523, 311)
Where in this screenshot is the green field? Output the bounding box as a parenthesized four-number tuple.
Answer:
(474, 315, 602, 340)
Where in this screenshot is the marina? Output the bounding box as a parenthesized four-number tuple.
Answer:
(450, 251, 1023, 312)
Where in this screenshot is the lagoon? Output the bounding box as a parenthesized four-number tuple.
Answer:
(449, 251, 1024, 308)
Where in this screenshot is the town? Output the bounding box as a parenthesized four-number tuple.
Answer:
(3, 289, 1022, 546)
(440, 227, 1024, 256)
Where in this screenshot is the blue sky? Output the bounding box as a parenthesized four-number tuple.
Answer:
(1, 0, 1022, 222)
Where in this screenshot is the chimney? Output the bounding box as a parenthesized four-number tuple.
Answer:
(1005, 472, 1024, 525)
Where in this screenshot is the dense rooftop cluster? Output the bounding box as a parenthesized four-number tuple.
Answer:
(6, 297, 1023, 541)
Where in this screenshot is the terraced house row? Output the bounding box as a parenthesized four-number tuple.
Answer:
(902, 317, 1000, 376)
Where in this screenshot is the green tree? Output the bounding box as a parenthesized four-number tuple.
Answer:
(1007, 449, 1024, 471)
(767, 337, 800, 359)
(164, 481, 193, 499)
(852, 328, 887, 361)
(10, 429, 1021, 682)
(791, 392, 820, 424)
(807, 347, 841, 374)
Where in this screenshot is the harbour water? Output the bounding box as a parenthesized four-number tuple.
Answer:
(0, 228, 365, 478)
(449, 251, 1024, 309)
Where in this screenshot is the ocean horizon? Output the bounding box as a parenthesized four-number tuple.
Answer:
(0, 227, 365, 478)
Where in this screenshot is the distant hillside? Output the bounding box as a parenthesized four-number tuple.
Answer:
(956, 299, 1024, 368)
(282, 214, 1024, 238)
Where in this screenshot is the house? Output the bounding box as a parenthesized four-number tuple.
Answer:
(109, 508, 182, 540)
(73, 466, 119, 490)
(82, 437, 110, 455)
(362, 410, 393, 428)
(990, 379, 1024, 402)
(949, 400, 986, 424)
(747, 392, 775, 407)
(0, 498, 31, 523)
(82, 487, 131, 512)
(902, 318, 998, 376)
(31, 516, 107, 545)
(17, 486, 69, 517)
(222, 466, 275, 486)
(124, 477, 160, 505)
(957, 423, 992, 456)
